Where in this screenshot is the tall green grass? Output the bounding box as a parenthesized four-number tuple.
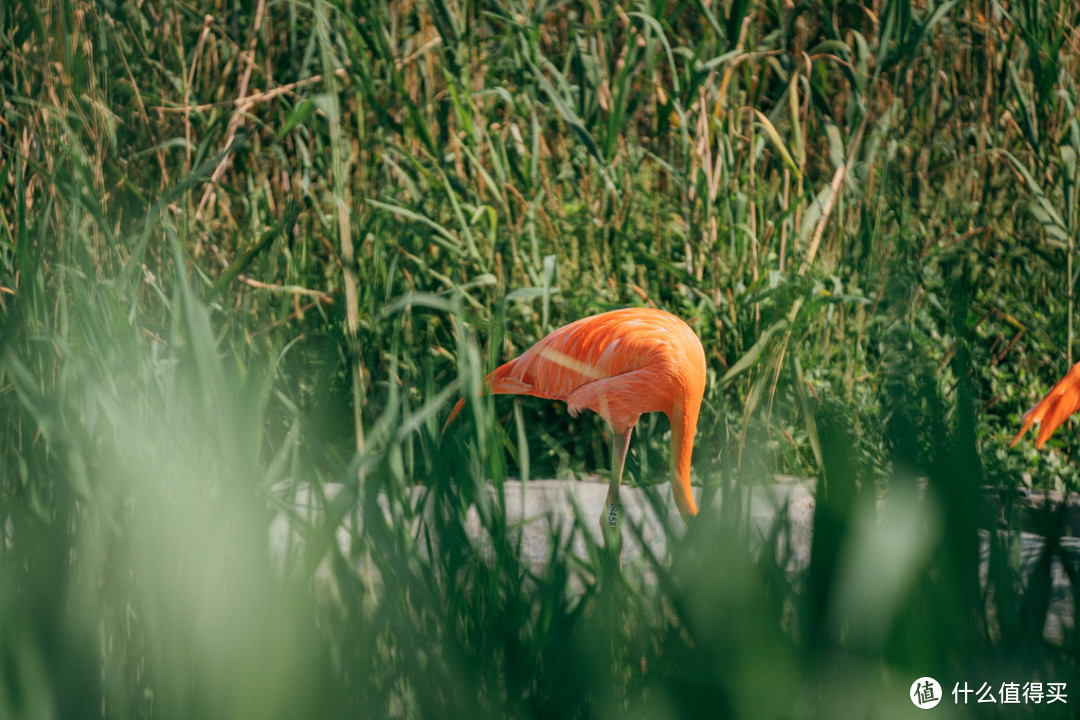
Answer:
(4, 0, 1080, 717)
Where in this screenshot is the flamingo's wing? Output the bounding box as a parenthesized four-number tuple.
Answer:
(1012, 361, 1080, 448)
(564, 369, 663, 434)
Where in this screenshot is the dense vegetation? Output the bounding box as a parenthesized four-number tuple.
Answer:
(3, 0, 1080, 717)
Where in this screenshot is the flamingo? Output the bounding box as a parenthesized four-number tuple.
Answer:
(444, 308, 706, 551)
(1012, 362, 1080, 448)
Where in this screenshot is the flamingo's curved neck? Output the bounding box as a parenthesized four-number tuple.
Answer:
(669, 395, 700, 520)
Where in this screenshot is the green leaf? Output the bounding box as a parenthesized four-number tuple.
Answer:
(720, 318, 787, 387)
(367, 198, 463, 253)
(1000, 150, 1068, 240)
(628, 11, 681, 93)
(754, 110, 802, 179)
(824, 120, 845, 170)
(382, 292, 456, 318)
(792, 356, 823, 472)
(529, 59, 604, 164)
(276, 99, 316, 140)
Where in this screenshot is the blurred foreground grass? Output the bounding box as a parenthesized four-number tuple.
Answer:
(5, 231, 1079, 718)
(4, 0, 1080, 717)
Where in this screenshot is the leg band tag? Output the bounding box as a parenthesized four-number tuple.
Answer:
(607, 504, 619, 528)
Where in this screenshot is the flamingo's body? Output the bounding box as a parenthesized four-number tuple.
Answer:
(1012, 361, 1080, 448)
(445, 308, 706, 543)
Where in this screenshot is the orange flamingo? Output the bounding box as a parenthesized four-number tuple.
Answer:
(444, 308, 706, 548)
(1012, 362, 1080, 448)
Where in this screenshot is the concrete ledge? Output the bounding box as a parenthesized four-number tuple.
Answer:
(270, 478, 1077, 643)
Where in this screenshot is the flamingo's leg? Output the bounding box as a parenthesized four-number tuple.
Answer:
(600, 427, 632, 564)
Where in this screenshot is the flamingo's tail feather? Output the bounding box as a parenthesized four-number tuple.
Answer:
(1012, 361, 1080, 449)
(441, 397, 467, 439)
